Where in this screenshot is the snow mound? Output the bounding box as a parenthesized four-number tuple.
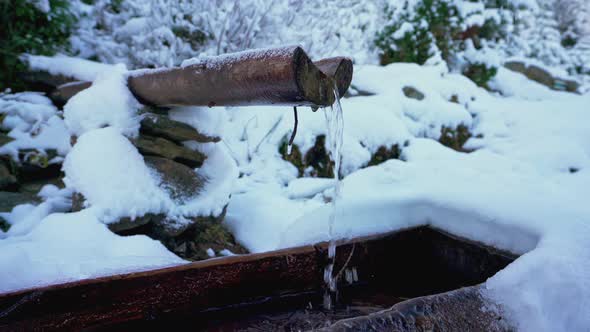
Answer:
(0, 209, 184, 293)
(0, 92, 71, 160)
(63, 127, 171, 223)
(23, 54, 115, 82)
(63, 64, 140, 137)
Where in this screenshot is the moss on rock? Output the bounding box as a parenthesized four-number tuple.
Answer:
(279, 135, 335, 178)
(117, 208, 248, 261)
(0, 215, 10, 232)
(439, 124, 472, 152)
(368, 145, 401, 167)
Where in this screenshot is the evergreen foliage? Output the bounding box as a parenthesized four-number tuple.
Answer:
(0, 0, 76, 91)
(375, 0, 463, 65)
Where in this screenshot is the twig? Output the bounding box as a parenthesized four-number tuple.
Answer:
(288, 106, 298, 148)
(334, 243, 355, 281)
(0, 290, 43, 319)
(253, 114, 284, 154)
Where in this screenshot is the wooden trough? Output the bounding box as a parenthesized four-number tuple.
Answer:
(0, 226, 517, 331)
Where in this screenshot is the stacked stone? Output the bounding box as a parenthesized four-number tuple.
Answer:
(0, 134, 62, 232)
(105, 107, 246, 260)
(1, 94, 246, 261)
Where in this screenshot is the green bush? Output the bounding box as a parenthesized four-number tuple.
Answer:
(375, 0, 463, 65)
(0, 0, 76, 91)
(374, 0, 506, 87)
(462, 62, 498, 87)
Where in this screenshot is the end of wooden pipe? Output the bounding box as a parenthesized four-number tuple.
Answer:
(293, 47, 336, 107)
(314, 57, 353, 98)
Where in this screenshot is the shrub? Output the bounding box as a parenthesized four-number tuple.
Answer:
(374, 0, 506, 87)
(462, 62, 498, 87)
(0, 0, 76, 91)
(374, 0, 463, 65)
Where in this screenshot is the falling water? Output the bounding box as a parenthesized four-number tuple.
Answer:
(322, 85, 344, 310)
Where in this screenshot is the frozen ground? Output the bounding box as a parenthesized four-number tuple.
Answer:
(226, 64, 590, 331)
(1, 58, 589, 331)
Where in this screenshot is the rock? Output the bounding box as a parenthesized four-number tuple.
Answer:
(0, 133, 14, 147)
(107, 213, 162, 234)
(71, 192, 85, 212)
(133, 208, 247, 261)
(321, 285, 514, 332)
(367, 145, 401, 167)
(0, 215, 10, 232)
(115, 206, 248, 261)
(187, 211, 248, 260)
(344, 84, 376, 98)
(0, 191, 41, 213)
(140, 113, 220, 144)
(440, 125, 472, 152)
(402, 86, 425, 100)
(173, 242, 187, 256)
(133, 134, 207, 168)
(279, 135, 335, 178)
(0, 159, 17, 191)
(18, 175, 65, 196)
(71, 156, 208, 234)
(13, 149, 63, 183)
(20, 149, 59, 169)
(504, 61, 580, 93)
(18, 70, 77, 92)
(144, 156, 206, 204)
(504, 61, 526, 73)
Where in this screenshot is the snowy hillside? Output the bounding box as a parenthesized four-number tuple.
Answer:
(1, 0, 590, 331)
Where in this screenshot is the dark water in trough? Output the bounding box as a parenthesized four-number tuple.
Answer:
(105, 227, 516, 332)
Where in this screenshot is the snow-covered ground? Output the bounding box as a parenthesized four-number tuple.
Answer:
(1, 57, 590, 331)
(225, 64, 590, 331)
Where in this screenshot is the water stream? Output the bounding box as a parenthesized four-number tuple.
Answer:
(322, 85, 344, 310)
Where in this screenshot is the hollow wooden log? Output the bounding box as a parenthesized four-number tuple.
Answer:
(314, 57, 353, 98)
(128, 46, 336, 107)
(49, 81, 91, 105)
(49, 50, 353, 107)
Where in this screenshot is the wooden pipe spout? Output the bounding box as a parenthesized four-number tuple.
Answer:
(314, 57, 353, 98)
(49, 47, 353, 108)
(127, 46, 336, 107)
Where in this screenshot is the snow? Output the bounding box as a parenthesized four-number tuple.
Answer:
(63, 64, 141, 138)
(60, 66, 237, 223)
(0, 92, 71, 160)
(26, 0, 50, 13)
(1, 186, 72, 238)
(3, 1, 590, 328)
(180, 46, 299, 70)
(222, 62, 590, 331)
(457, 0, 485, 27)
(23, 54, 115, 82)
(0, 209, 184, 293)
(392, 22, 414, 39)
(63, 127, 171, 223)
